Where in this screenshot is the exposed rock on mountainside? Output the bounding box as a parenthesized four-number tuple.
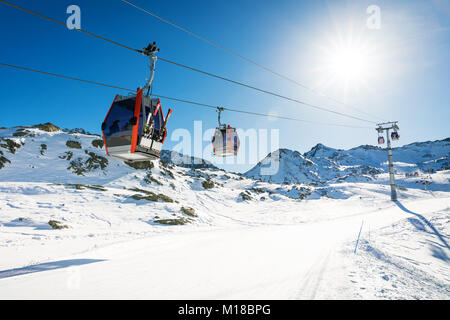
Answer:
(33, 123, 61, 132)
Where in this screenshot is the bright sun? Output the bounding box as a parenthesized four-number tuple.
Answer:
(329, 46, 368, 83)
(313, 28, 381, 96)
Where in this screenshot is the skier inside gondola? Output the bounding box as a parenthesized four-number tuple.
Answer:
(109, 120, 120, 135)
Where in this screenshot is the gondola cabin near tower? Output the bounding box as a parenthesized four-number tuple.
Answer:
(101, 88, 172, 162)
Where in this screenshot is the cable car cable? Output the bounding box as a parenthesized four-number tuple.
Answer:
(119, 0, 387, 122)
(151, 94, 371, 128)
(0, 0, 377, 125)
(0, 0, 141, 54)
(0, 62, 372, 129)
(156, 57, 377, 124)
(0, 62, 132, 92)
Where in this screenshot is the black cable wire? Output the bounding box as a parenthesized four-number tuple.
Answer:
(119, 0, 387, 122)
(158, 57, 377, 124)
(0, 0, 141, 54)
(0, 62, 372, 129)
(0, 0, 377, 125)
(146, 94, 371, 128)
(0, 62, 133, 92)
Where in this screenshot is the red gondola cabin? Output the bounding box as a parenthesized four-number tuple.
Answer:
(101, 89, 172, 162)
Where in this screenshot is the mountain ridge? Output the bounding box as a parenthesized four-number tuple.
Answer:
(0, 123, 448, 187)
(245, 137, 450, 184)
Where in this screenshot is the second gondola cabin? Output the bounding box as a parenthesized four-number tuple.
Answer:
(212, 125, 240, 157)
(391, 131, 400, 141)
(102, 88, 172, 162)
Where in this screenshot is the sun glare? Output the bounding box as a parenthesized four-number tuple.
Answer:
(329, 46, 368, 83)
(312, 25, 383, 97)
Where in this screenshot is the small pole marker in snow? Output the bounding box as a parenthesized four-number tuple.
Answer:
(354, 220, 364, 254)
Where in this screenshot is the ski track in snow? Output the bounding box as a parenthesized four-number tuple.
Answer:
(0, 192, 448, 299)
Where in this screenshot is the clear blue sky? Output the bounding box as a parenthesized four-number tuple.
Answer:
(1, 0, 449, 172)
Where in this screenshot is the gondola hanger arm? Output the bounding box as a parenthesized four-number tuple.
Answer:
(142, 42, 160, 95)
(217, 107, 225, 128)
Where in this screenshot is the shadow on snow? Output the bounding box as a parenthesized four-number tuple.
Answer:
(395, 201, 449, 251)
(0, 259, 106, 279)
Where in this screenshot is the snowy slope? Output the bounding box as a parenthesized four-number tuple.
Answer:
(0, 190, 448, 299)
(0, 124, 215, 184)
(0, 123, 448, 299)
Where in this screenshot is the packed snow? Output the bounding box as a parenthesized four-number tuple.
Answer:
(0, 124, 448, 299)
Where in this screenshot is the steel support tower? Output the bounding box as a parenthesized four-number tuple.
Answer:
(376, 122, 400, 201)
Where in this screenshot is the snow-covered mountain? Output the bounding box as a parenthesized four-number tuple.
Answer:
(0, 123, 215, 182)
(1, 123, 448, 197)
(0, 123, 322, 204)
(0, 123, 449, 299)
(245, 139, 450, 184)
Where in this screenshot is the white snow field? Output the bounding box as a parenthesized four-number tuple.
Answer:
(0, 125, 448, 299)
